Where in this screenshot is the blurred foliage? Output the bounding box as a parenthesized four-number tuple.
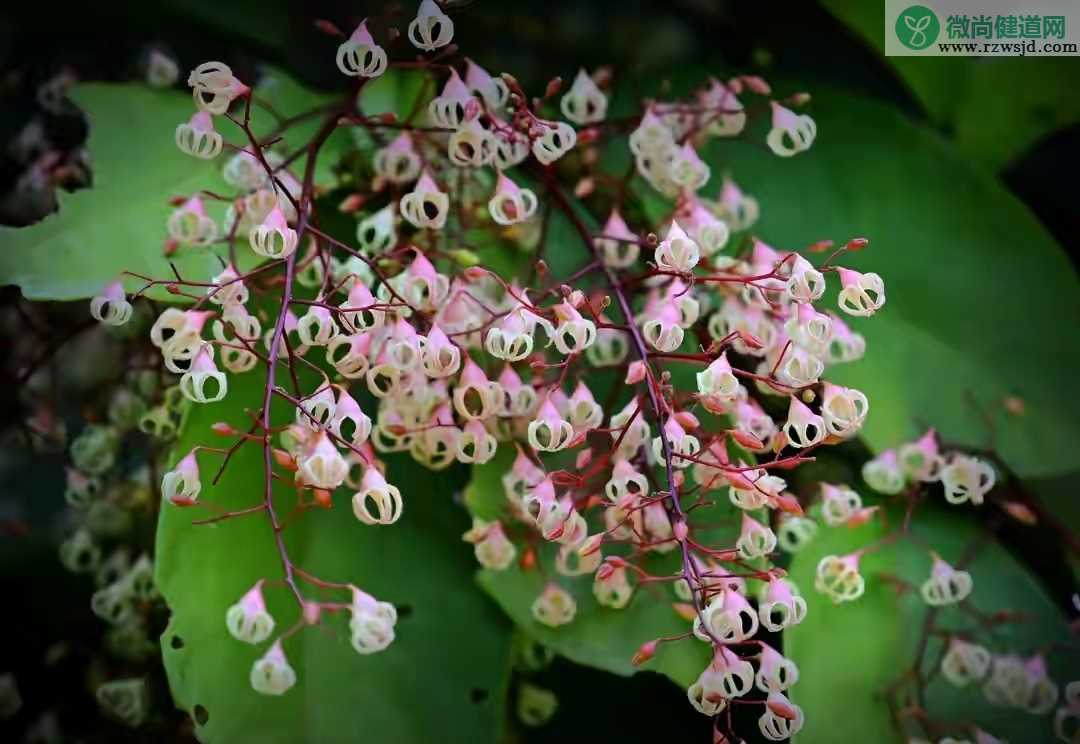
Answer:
(822, 0, 1080, 170)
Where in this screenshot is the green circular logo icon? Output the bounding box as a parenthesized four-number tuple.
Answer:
(895, 5, 940, 49)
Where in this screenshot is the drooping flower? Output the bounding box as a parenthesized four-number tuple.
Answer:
(336, 21, 387, 78)
(408, 0, 454, 52)
(560, 69, 607, 125)
(90, 281, 133, 326)
(226, 581, 275, 644)
(766, 102, 816, 157)
(250, 641, 296, 696)
(531, 583, 576, 627)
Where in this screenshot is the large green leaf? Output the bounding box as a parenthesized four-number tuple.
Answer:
(465, 449, 712, 689)
(0, 70, 353, 303)
(787, 506, 1075, 743)
(0, 84, 240, 301)
(156, 371, 512, 743)
(822, 0, 1080, 169)
(698, 87, 1080, 479)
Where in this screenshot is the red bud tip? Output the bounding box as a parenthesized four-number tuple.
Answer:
(1001, 501, 1037, 525)
(773, 493, 804, 516)
(674, 410, 700, 430)
(730, 429, 764, 451)
(520, 546, 537, 571)
(737, 330, 764, 349)
(544, 77, 562, 98)
(314, 19, 345, 36)
(168, 195, 187, 206)
(573, 176, 595, 198)
(577, 127, 601, 145)
(807, 239, 834, 253)
(631, 640, 658, 666)
(302, 601, 322, 625)
(313, 488, 333, 508)
(672, 603, 697, 622)
(845, 237, 869, 251)
(210, 421, 238, 436)
(165, 283, 181, 294)
(272, 448, 297, 471)
(338, 193, 366, 213)
(163, 238, 179, 257)
(575, 448, 593, 469)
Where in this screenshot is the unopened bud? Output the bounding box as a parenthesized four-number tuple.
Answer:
(773, 493, 804, 516)
(737, 330, 764, 349)
(845, 237, 869, 251)
(672, 602, 697, 622)
(845, 506, 878, 527)
(534, 259, 548, 275)
(674, 411, 700, 430)
(211, 421, 238, 436)
(575, 448, 593, 469)
(272, 448, 297, 471)
(632, 639, 658, 666)
(807, 239, 834, 253)
(313, 488, 332, 508)
(166, 283, 181, 294)
(789, 91, 812, 106)
(573, 176, 595, 198)
(303, 601, 322, 625)
(1004, 396, 1025, 415)
(463, 266, 489, 281)
(543, 76, 562, 99)
(625, 361, 647, 384)
(520, 545, 537, 571)
(576, 128, 600, 145)
(741, 75, 772, 95)
(673, 519, 688, 542)
(1001, 501, 1037, 525)
(163, 238, 179, 257)
(448, 249, 480, 267)
(338, 193, 366, 213)
(314, 19, 344, 36)
(730, 429, 764, 451)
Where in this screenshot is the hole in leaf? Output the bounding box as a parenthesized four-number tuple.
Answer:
(193, 704, 209, 726)
(396, 603, 413, 619)
(470, 688, 489, 704)
(171, 635, 185, 650)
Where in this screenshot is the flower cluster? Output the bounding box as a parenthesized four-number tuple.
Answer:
(87, 3, 911, 740)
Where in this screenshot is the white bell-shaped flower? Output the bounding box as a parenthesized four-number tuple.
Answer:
(942, 639, 992, 687)
(250, 641, 296, 696)
(560, 68, 607, 125)
(298, 431, 348, 489)
(336, 21, 387, 78)
(90, 281, 132, 326)
(429, 69, 475, 129)
(464, 58, 509, 109)
(531, 121, 576, 165)
(161, 450, 201, 506)
(531, 583, 576, 627)
(179, 345, 227, 403)
(356, 205, 397, 254)
(400, 171, 449, 230)
(488, 172, 538, 225)
(352, 466, 403, 525)
(766, 102, 816, 157)
(448, 117, 495, 167)
(349, 587, 397, 654)
(374, 133, 421, 184)
(837, 268, 886, 317)
(782, 396, 825, 449)
(249, 206, 298, 259)
(226, 581, 275, 644)
(175, 111, 222, 160)
(654, 221, 699, 273)
(921, 555, 973, 606)
(408, 0, 454, 52)
(940, 454, 995, 505)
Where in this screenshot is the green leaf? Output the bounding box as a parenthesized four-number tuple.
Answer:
(156, 371, 512, 743)
(703, 87, 1080, 478)
(465, 449, 710, 688)
(822, 0, 1080, 169)
(787, 506, 1074, 743)
(0, 84, 243, 302)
